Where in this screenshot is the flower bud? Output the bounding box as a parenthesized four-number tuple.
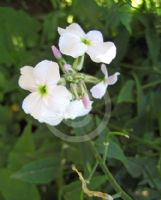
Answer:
(64, 64, 71, 71)
(82, 95, 90, 109)
(51, 45, 62, 60)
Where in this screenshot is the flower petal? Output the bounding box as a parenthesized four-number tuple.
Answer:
(90, 82, 107, 99)
(22, 92, 46, 120)
(40, 113, 63, 126)
(18, 66, 37, 92)
(33, 60, 60, 85)
(64, 100, 93, 119)
(58, 27, 65, 35)
(86, 30, 103, 44)
(58, 23, 85, 37)
(107, 72, 120, 85)
(48, 85, 72, 113)
(59, 33, 87, 58)
(87, 42, 116, 64)
(101, 64, 108, 79)
(22, 92, 63, 126)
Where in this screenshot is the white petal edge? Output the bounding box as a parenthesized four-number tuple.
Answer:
(87, 42, 116, 64)
(86, 30, 103, 44)
(33, 60, 60, 85)
(59, 33, 87, 58)
(18, 66, 37, 92)
(64, 100, 93, 119)
(41, 113, 63, 126)
(107, 72, 120, 85)
(90, 82, 108, 99)
(58, 23, 85, 37)
(22, 92, 46, 120)
(58, 27, 65, 35)
(22, 92, 63, 126)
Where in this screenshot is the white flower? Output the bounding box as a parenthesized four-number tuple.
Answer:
(19, 60, 72, 126)
(90, 64, 120, 99)
(58, 23, 116, 64)
(64, 100, 93, 120)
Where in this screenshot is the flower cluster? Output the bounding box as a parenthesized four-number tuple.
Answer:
(19, 23, 119, 126)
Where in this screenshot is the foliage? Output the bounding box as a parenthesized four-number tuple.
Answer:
(0, 0, 161, 199)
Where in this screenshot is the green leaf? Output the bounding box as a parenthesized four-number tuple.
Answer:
(108, 140, 128, 166)
(71, 0, 102, 28)
(0, 7, 40, 66)
(133, 73, 145, 115)
(145, 28, 160, 64)
(126, 157, 143, 178)
(153, 93, 161, 135)
(12, 158, 60, 184)
(96, 122, 128, 167)
(117, 80, 135, 103)
(115, 29, 130, 62)
(8, 124, 35, 171)
(63, 180, 81, 200)
(0, 169, 40, 200)
(107, 4, 132, 33)
(0, 72, 6, 91)
(119, 5, 132, 34)
(0, 192, 4, 200)
(42, 11, 65, 42)
(0, 106, 12, 124)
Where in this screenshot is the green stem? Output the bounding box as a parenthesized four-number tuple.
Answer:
(103, 142, 109, 164)
(73, 55, 84, 71)
(87, 162, 98, 182)
(80, 190, 84, 200)
(89, 141, 133, 200)
(58, 144, 65, 200)
(142, 80, 161, 89)
(87, 138, 110, 182)
(58, 59, 66, 74)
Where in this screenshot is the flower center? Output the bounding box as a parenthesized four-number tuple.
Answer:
(81, 38, 92, 46)
(38, 85, 48, 96)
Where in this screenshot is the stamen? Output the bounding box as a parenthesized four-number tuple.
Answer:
(38, 85, 48, 96)
(81, 38, 92, 46)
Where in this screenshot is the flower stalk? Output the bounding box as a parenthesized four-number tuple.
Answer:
(89, 141, 133, 200)
(73, 55, 85, 71)
(84, 74, 100, 84)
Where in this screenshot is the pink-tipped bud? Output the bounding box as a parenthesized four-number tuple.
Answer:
(82, 95, 90, 109)
(64, 64, 71, 71)
(51, 45, 62, 59)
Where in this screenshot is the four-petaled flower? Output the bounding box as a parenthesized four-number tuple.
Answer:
(19, 60, 72, 126)
(90, 64, 120, 99)
(58, 23, 116, 64)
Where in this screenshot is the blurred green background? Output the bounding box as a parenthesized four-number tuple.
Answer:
(0, 0, 161, 199)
